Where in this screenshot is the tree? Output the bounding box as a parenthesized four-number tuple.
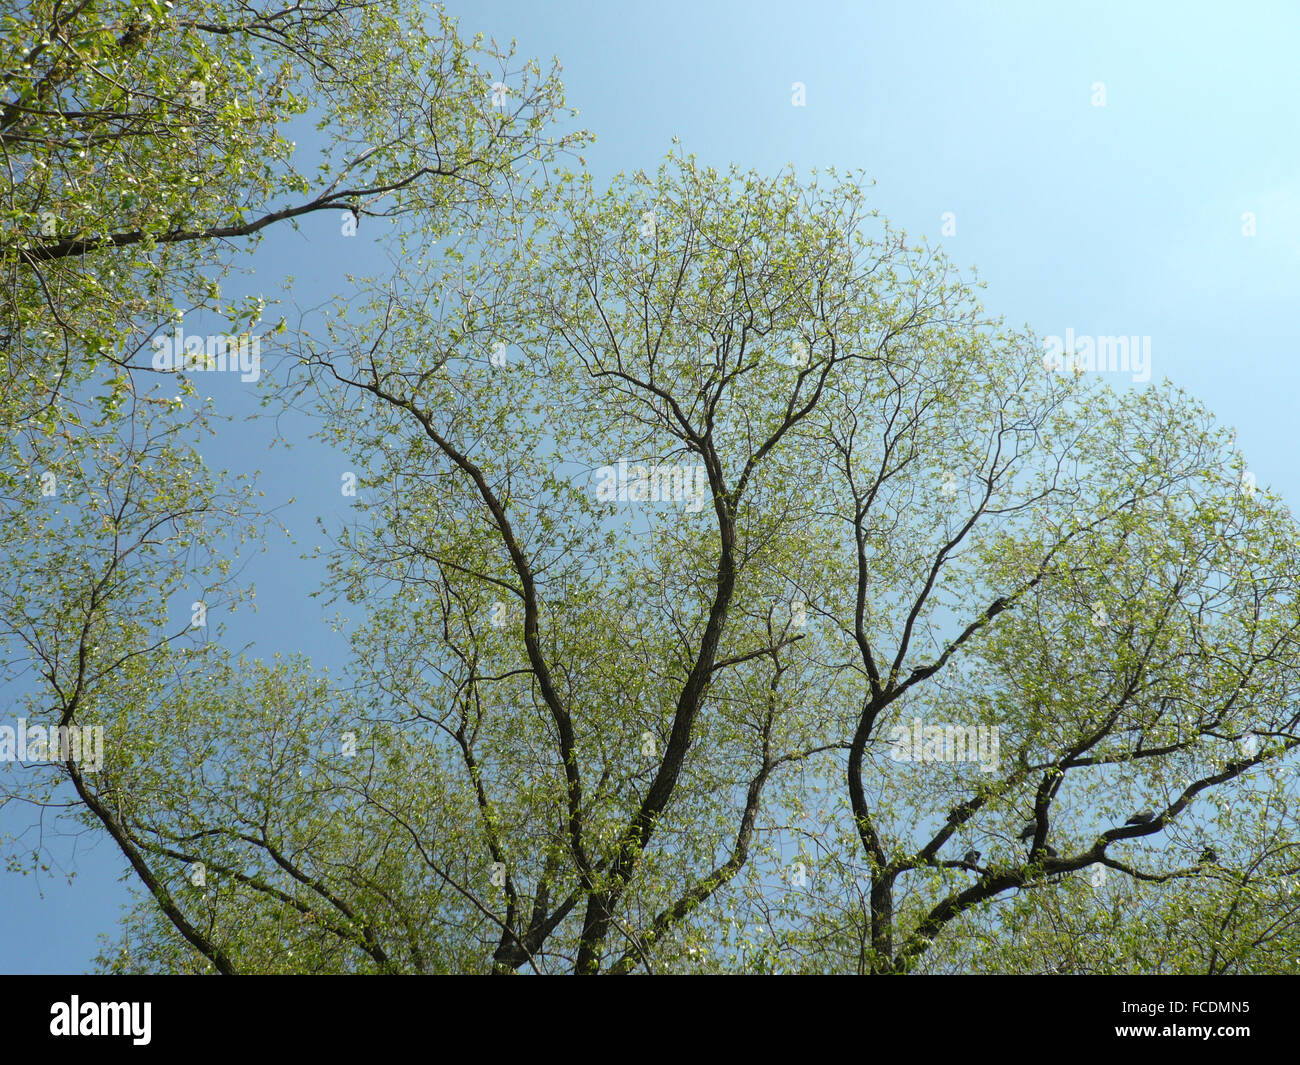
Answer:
(89, 150, 1300, 973)
(2, 0, 580, 406)
(1, 0, 583, 973)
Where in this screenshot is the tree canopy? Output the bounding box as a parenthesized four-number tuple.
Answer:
(5, 3, 1300, 976)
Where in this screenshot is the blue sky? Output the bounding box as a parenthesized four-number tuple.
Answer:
(3, 0, 1298, 972)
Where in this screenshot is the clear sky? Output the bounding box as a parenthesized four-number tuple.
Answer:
(3, 0, 1298, 973)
